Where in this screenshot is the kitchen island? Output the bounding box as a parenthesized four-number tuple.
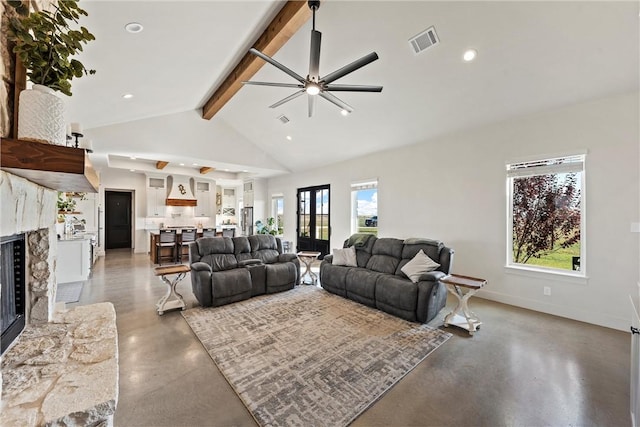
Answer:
(57, 233, 96, 283)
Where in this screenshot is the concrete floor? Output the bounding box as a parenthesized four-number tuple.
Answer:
(73, 249, 631, 426)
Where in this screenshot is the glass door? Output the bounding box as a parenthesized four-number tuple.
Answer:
(297, 184, 330, 258)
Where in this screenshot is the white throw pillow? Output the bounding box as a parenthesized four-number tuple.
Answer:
(401, 249, 440, 283)
(332, 246, 357, 267)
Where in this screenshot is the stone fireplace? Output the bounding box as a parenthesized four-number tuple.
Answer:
(1, 171, 118, 426)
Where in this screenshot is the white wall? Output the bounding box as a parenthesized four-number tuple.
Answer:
(98, 169, 148, 254)
(267, 92, 639, 331)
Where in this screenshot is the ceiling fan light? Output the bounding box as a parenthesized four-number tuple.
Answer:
(463, 49, 477, 62)
(306, 84, 320, 96)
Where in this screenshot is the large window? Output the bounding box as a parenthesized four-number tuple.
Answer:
(507, 154, 584, 274)
(271, 195, 284, 234)
(351, 180, 378, 236)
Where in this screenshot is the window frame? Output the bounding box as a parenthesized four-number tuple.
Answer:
(271, 194, 284, 235)
(506, 154, 586, 278)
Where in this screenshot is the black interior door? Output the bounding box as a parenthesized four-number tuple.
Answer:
(297, 185, 330, 258)
(105, 191, 132, 249)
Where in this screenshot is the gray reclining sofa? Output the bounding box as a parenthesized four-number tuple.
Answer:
(320, 234, 454, 323)
(189, 234, 300, 307)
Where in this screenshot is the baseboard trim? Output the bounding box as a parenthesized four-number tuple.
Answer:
(477, 289, 628, 332)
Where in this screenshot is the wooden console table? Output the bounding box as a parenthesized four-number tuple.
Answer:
(442, 274, 487, 335)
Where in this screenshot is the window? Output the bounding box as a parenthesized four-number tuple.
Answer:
(272, 195, 284, 234)
(351, 180, 378, 236)
(507, 154, 584, 274)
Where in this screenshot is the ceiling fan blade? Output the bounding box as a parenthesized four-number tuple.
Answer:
(269, 90, 305, 109)
(324, 84, 383, 92)
(243, 81, 304, 89)
(319, 91, 354, 113)
(322, 52, 379, 85)
(309, 30, 322, 81)
(249, 48, 306, 84)
(308, 94, 316, 118)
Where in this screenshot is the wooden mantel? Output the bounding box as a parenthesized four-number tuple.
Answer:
(1, 138, 99, 193)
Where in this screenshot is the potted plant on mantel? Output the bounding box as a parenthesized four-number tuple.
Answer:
(7, 0, 95, 145)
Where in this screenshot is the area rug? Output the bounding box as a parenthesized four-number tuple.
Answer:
(55, 281, 84, 303)
(182, 286, 452, 427)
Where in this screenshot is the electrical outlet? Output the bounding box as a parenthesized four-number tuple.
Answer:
(543, 286, 551, 296)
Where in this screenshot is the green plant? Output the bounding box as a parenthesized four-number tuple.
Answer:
(57, 192, 76, 212)
(255, 217, 278, 235)
(7, 0, 96, 96)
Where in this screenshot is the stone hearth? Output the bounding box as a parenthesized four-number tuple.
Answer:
(1, 302, 119, 426)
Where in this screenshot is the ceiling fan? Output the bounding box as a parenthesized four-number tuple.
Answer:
(243, 0, 383, 117)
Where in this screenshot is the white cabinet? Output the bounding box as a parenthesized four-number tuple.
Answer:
(195, 181, 213, 217)
(57, 238, 91, 283)
(147, 176, 166, 217)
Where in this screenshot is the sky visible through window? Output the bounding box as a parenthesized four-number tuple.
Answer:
(357, 189, 377, 216)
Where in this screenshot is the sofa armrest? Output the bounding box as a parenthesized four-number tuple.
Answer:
(418, 270, 447, 282)
(278, 253, 298, 263)
(191, 261, 212, 272)
(322, 254, 333, 264)
(239, 259, 262, 267)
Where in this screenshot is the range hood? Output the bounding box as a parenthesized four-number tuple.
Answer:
(166, 175, 197, 206)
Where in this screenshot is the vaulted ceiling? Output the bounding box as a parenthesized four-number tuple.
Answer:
(65, 1, 639, 179)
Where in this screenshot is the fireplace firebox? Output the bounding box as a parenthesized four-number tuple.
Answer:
(1, 233, 26, 354)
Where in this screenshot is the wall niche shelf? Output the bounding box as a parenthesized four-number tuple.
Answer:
(1, 138, 99, 193)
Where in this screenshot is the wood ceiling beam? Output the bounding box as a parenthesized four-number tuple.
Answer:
(201, 1, 311, 120)
(199, 167, 213, 175)
(156, 161, 168, 170)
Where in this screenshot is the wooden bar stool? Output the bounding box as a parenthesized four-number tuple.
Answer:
(179, 228, 196, 263)
(156, 229, 177, 265)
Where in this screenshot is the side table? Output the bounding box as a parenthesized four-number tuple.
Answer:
(153, 264, 190, 315)
(441, 274, 487, 335)
(296, 251, 321, 285)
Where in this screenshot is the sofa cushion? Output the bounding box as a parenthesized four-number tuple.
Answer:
(333, 246, 357, 267)
(249, 234, 280, 264)
(233, 236, 253, 262)
(346, 268, 382, 307)
(319, 263, 350, 297)
(210, 268, 252, 307)
(400, 250, 440, 283)
(376, 275, 418, 321)
(265, 263, 296, 294)
(365, 238, 403, 274)
(195, 237, 238, 271)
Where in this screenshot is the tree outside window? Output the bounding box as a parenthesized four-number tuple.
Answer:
(507, 155, 584, 273)
(272, 196, 284, 234)
(351, 181, 378, 236)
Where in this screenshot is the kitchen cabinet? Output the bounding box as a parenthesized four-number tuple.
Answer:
(57, 237, 92, 283)
(147, 176, 167, 217)
(195, 180, 213, 217)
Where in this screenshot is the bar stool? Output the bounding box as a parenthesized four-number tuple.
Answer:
(222, 228, 235, 238)
(179, 228, 197, 263)
(202, 228, 216, 238)
(156, 229, 177, 265)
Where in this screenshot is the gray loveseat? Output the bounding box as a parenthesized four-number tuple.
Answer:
(320, 234, 454, 323)
(189, 235, 300, 307)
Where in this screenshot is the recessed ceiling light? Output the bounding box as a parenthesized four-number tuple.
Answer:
(123, 93, 134, 99)
(129, 169, 135, 172)
(463, 49, 477, 62)
(224, 169, 230, 172)
(179, 163, 185, 166)
(125, 22, 143, 34)
(286, 136, 292, 141)
(242, 170, 248, 173)
(129, 156, 136, 160)
(341, 109, 349, 116)
(192, 163, 198, 166)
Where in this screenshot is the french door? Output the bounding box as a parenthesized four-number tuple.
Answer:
(297, 184, 330, 258)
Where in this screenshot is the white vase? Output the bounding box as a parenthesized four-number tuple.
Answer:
(18, 84, 66, 145)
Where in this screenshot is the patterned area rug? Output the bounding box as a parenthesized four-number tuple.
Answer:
(182, 286, 452, 427)
(55, 281, 84, 303)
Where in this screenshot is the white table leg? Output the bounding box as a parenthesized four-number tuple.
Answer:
(156, 272, 187, 315)
(300, 259, 317, 285)
(444, 284, 482, 334)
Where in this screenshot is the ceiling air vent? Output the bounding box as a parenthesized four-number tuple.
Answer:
(409, 26, 439, 54)
(277, 114, 290, 124)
